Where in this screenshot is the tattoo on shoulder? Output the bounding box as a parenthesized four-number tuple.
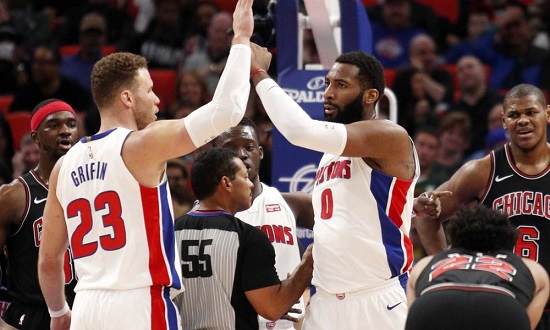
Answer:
(404, 160, 416, 179)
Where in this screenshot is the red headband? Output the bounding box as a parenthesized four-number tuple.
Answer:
(30, 100, 77, 131)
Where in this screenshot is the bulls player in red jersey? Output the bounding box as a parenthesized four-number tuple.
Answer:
(416, 84, 550, 329)
(0, 99, 78, 329)
(407, 205, 549, 330)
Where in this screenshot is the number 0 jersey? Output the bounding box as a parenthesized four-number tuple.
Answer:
(312, 152, 419, 294)
(481, 143, 550, 309)
(56, 128, 182, 293)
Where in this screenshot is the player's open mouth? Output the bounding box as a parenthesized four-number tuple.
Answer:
(517, 129, 533, 136)
(59, 139, 72, 150)
(324, 106, 337, 116)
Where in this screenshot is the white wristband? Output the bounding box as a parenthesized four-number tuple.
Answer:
(48, 302, 69, 317)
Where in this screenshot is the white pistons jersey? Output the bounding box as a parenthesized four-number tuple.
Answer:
(311, 153, 418, 294)
(236, 183, 304, 329)
(56, 128, 182, 294)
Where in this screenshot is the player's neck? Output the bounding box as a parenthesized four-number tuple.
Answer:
(196, 199, 233, 215)
(509, 142, 550, 174)
(252, 178, 262, 200)
(98, 113, 138, 133)
(33, 162, 54, 185)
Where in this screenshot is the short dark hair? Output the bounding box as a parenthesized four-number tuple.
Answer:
(190, 147, 240, 200)
(504, 84, 547, 110)
(335, 51, 385, 105)
(437, 111, 472, 141)
(413, 125, 439, 141)
(33, 44, 61, 63)
(91, 52, 148, 109)
(447, 205, 518, 253)
(167, 158, 189, 180)
(212, 117, 260, 146)
(32, 98, 61, 116)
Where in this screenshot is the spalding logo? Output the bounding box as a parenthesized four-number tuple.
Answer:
(306, 76, 325, 90)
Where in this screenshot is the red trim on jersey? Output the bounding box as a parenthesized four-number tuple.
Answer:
(150, 286, 168, 330)
(29, 169, 48, 189)
(479, 151, 496, 204)
(15, 176, 31, 232)
(141, 186, 170, 286)
(505, 143, 550, 178)
(388, 179, 414, 272)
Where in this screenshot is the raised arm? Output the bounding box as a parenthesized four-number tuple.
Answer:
(246, 244, 313, 321)
(38, 159, 71, 330)
(415, 156, 492, 255)
(123, 0, 264, 169)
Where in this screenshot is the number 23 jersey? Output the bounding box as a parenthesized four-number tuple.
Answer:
(56, 127, 182, 292)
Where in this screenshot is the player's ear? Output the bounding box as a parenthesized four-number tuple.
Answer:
(221, 176, 232, 191)
(363, 88, 379, 105)
(259, 145, 264, 160)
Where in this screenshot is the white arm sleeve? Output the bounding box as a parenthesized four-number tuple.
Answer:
(255, 78, 347, 155)
(184, 44, 251, 147)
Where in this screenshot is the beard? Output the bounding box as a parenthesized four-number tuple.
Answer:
(324, 92, 365, 124)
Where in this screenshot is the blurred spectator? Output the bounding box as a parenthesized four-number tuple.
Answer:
(10, 132, 38, 178)
(0, 112, 13, 177)
(60, 12, 107, 92)
(0, 23, 22, 94)
(171, 102, 194, 120)
(9, 45, 93, 113)
(410, 125, 445, 264)
(113, 0, 156, 34)
(465, 126, 510, 161)
(0, 159, 9, 184)
(167, 69, 211, 118)
(413, 126, 446, 196)
(180, 11, 232, 94)
(8, 0, 55, 52)
(166, 158, 195, 218)
(529, 0, 550, 50)
(393, 34, 454, 112)
(445, 3, 493, 63)
(411, 125, 446, 261)
(57, 0, 136, 51)
(192, 1, 220, 41)
(409, 34, 455, 105)
(452, 55, 502, 155)
(128, 0, 185, 69)
(392, 34, 454, 133)
(473, 2, 550, 90)
(394, 67, 439, 135)
(368, 0, 427, 68)
(433, 111, 472, 181)
(487, 102, 504, 131)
